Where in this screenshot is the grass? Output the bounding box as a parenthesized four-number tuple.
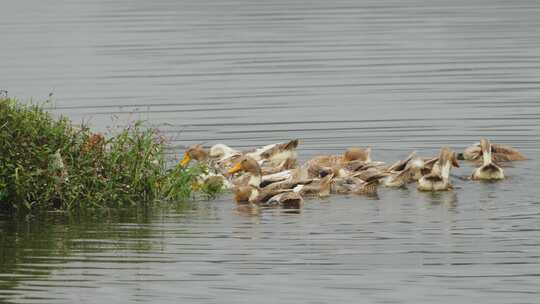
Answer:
(0, 97, 224, 214)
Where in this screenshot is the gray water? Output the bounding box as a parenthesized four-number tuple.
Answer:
(2, 0, 540, 303)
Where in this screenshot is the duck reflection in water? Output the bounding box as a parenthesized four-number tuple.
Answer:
(423, 191, 459, 210)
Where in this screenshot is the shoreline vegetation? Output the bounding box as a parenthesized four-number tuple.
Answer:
(0, 97, 223, 215)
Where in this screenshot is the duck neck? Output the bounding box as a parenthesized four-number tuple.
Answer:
(482, 145, 492, 166)
(248, 185, 260, 202)
(248, 174, 262, 188)
(441, 161, 451, 181)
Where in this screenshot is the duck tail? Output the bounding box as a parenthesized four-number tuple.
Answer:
(283, 139, 299, 150)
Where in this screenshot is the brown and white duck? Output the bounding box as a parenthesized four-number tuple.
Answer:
(459, 140, 525, 162)
(304, 147, 384, 179)
(293, 173, 334, 198)
(245, 139, 299, 170)
(347, 172, 388, 197)
(417, 147, 459, 191)
(179, 144, 234, 189)
(383, 151, 426, 187)
(471, 138, 505, 180)
(228, 156, 264, 188)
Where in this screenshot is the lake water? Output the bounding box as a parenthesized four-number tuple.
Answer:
(2, 0, 540, 303)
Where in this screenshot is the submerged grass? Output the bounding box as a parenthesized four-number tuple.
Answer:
(0, 97, 223, 214)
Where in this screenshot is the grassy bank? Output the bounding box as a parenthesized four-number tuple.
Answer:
(0, 97, 222, 214)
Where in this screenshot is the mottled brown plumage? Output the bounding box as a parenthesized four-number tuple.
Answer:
(417, 147, 457, 191)
(471, 138, 505, 180)
(460, 141, 525, 162)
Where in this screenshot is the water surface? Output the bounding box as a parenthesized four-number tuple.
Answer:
(2, 0, 540, 303)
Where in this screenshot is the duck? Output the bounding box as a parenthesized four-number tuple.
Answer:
(458, 140, 525, 162)
(245, 139, 299, 169)
(228, 154, 329, 200)
(208, 144, 243, 170)
(228, 156, 263, 188)
(233, 185, 303, 209)
(232, 184, 288, 204)
(383, 151, 425, 187)
(180, 143, 242, 172)
(223, 139, 300, 175)
(471, 138, 505, 180)
(233, 185, 259, 205)
(260, 158, 297, 175)
(267, 192, 304, 209)
(179, 144, 234, 189)
(331, 176, 359, 194)
(180, 144, 208, 167)
(293, 173, 334, 198)
(345, 172, 388, 197)
(328, 166, 380, 194)
(417, 147, 459, 191)
(228, 155, 312, 189)
(304, 146, 384, 179)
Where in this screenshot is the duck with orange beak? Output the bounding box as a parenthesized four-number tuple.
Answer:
(228, 156, 263, 187)
(229, 157, 304, 208)
(180, 144, 209, 167)
(180, 144, 234, 190)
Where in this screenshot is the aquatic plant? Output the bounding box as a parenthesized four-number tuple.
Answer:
(0, 97, 222, 214)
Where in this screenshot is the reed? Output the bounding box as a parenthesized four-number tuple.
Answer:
(0, 97, 222, 214)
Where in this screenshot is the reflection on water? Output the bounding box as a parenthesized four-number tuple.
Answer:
(2, 161, 540, 303)
(2, 0, 540, 303)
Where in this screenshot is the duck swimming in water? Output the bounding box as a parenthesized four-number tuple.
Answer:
(245, 139, 299, 169)
(180, 143, 241, 172)
(266, 192, 304, 209)
(293, 173, 334, 198)
(382, 151, 425, 188)
(179, 144, 234, 189)
(304, 146, 384, 179)
(345, 172, 388, 197)
(471, 138, 505, 180)
(181, 140, 298, 173)
(180, 144, 208, 167)
(230, 158, 304, 209)
(228, 156, 263, 187)
(417, 147, 459, 191)
(228, 155, 311, 189)
(459, 140, 525, 162)
(233, 185, 303, 209)
(177, 136, 526, 209)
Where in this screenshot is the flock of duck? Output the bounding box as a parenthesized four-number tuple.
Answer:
(180, 138, 526, 209)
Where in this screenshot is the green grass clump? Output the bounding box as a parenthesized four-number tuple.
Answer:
(0, 97, 222, 214)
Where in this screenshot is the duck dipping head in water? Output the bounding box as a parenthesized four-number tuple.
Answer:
(417, 147, 458, 192)
(471, 138, 505, 181)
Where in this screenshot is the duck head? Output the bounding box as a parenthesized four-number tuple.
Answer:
(228, 156, 262, 187)
(180, 144, 208, 166)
